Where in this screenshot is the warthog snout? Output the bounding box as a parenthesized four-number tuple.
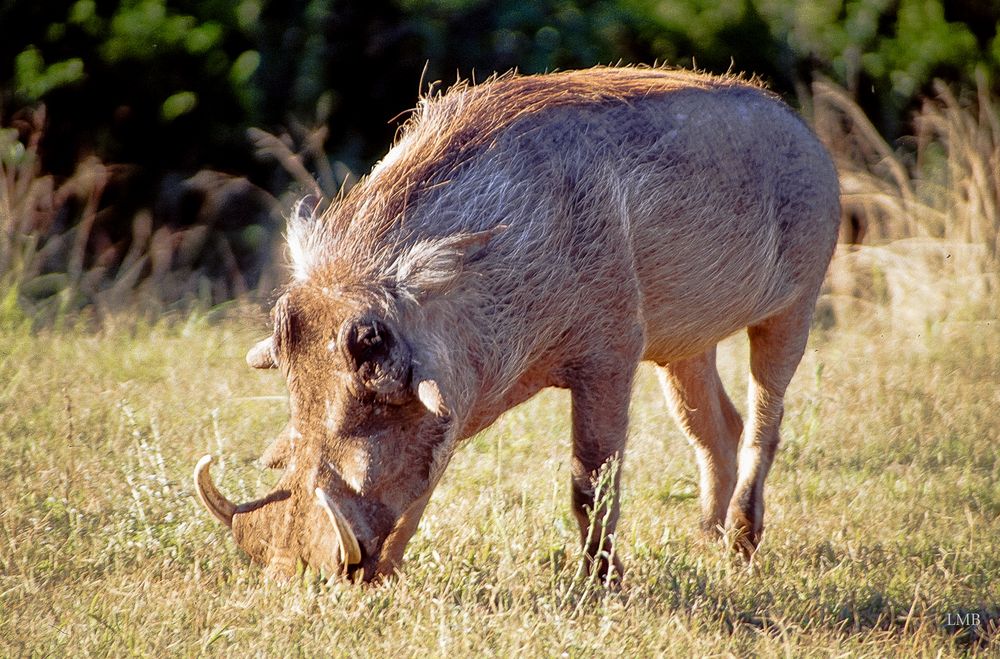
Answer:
(194, 455, 364, 580)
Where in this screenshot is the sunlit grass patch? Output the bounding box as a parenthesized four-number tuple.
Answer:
(1, 308, 997, 655)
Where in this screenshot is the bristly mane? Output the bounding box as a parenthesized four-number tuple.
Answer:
(286, 66, 764, 289)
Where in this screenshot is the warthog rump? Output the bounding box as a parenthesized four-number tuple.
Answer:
(195, 67, 840, 582)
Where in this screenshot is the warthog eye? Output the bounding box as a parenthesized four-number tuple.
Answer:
(348, 321, 388, 364)
(340, 316, 412, 397)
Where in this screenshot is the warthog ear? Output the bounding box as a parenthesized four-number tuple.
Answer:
(395, 225, 506, 299)
(339, 316, 411, 396)
(246, 336, 277, 369)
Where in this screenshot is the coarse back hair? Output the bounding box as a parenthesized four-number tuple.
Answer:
(286, 66, 772, 290)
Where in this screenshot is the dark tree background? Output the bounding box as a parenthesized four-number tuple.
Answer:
(2, 0, 998, 308)
(5, 0, 997, 181)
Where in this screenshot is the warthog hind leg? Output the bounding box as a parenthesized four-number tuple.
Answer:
(657, 346, 742, 536)
(727, 303, 814, 556)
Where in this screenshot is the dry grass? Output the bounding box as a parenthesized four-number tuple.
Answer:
(814, 75, 999, 330)
(1, 81, 999, 655)
(0, 110, 341, 320)
(0, 309, 996, 656)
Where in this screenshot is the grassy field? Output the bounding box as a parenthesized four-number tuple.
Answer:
(0, 294, 997, 656)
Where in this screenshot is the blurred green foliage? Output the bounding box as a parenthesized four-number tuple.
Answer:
(1, 0, 998, 198)
(2, 0, 259, 181)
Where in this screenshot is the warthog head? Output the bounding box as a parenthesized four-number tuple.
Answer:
(195, 223, 501, 582)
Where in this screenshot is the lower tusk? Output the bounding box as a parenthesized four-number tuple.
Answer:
(314, 488, 362, 569)
(194, 455, 236, 528)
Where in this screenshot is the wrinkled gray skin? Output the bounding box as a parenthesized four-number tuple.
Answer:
(195, 67, 840, 583)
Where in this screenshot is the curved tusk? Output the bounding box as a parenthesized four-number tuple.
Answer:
(315, 488, 362, 569)
(194, 455, 236, 528)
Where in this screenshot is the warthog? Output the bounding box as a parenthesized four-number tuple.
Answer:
(195, 67, 839, 582)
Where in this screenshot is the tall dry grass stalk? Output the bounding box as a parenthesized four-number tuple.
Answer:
(813, 76, 999, 329)
(0, 108, 289, 321)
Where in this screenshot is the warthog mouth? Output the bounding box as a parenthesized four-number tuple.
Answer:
(194, 455, 364, 581)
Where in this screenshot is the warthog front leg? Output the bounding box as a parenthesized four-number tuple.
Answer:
(727, 304, 814, 556)
(565, 349, 640, 582)
(657, 346, 742, 536)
